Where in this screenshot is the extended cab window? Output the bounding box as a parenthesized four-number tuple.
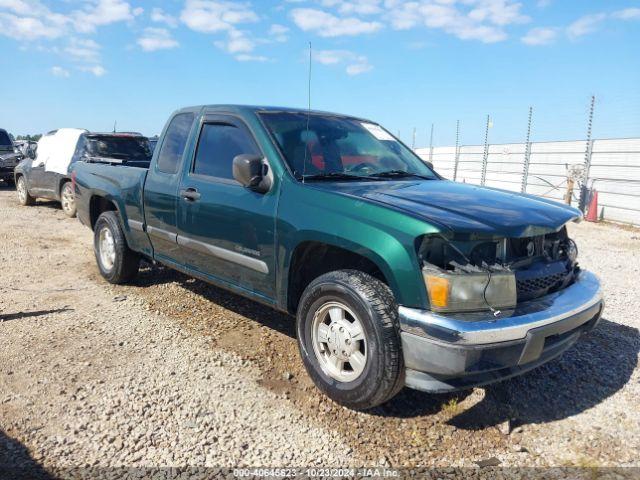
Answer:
(157, 113, 194, 174)
(193, 123, 259, 180)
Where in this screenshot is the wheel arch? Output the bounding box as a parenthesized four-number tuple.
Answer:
(282, 232, 421, 314)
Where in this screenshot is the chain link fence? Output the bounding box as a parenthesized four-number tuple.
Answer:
(413, 95, 640, 226)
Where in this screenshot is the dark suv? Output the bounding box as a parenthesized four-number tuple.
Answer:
(0, 129, 23, 186)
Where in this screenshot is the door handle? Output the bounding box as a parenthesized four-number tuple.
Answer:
(180, 188, 201, 202)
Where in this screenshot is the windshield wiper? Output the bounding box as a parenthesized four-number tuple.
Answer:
(370, 170, 435, 180)
(302, 172, 380, 181)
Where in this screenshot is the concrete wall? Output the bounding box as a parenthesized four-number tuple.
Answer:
(416, 137, 640, 226)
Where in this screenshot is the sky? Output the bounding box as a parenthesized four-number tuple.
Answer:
(0, 0, 639, 147)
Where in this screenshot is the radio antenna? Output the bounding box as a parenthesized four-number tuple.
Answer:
(302, 41, 312, 183)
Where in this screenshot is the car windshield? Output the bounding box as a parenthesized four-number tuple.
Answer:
(86, 136, 151, 161)
(259, 112, 437, 180)
(0, 131, 12, 148)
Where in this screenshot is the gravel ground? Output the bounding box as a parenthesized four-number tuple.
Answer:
(0, 185, 639, 477)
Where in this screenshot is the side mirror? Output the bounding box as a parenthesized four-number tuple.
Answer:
(27, 146, 37, 159)
(232, 154, 271, 193)
(424, 160, 434, 170)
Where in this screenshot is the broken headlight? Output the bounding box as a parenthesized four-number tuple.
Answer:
(423, 267, 517, 313)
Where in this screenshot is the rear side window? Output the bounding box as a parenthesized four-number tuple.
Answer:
(157, 113, 195, 174)
(0, 130, 12, 147)
(192, 123, 259, 180)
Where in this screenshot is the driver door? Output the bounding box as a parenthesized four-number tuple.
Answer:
(177, 115, 278, 301)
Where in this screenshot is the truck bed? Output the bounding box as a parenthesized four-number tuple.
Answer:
(71, 161, 153, 257)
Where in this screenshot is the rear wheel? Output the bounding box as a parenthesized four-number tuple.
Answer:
(296, 270, 404, 410)
(16, 176, 35, 206)
(60, 181, 77, 218)
(94, 211, 140, 284)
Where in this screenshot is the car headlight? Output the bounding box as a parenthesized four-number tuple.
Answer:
(423, 268, 517, 313)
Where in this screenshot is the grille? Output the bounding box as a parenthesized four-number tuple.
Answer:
(517, 272, 566, 296)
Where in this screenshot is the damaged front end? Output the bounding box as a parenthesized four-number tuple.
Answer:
(418, 226, 580, 313)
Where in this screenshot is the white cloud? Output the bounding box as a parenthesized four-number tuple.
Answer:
(50, 66, 70, 77)
(314, 49, 372, 75)
(567, 13, 607, 39)
(65, 38, 101, 63)
(138, 27, 179, 51)
(468, 0, 530, 27)
(346, 62, 372, 75)
(215, 29, 255, 53)
(322, 0, 383, 16)
(269, 23, 289, 42)
(0, 7, 68, 41)
(180, 0, 258, 33)
(385, 0, 526, 43)
(290, 8, 382, 37)
(235, 53, 268, 62)
(521, 26, 557, 45)
(612, 8, 640, 20)
(80, 65, 107, 77)
(180, 1, 268, 62)
(73, 0, 142, 34)
(151, 8, 178, 28)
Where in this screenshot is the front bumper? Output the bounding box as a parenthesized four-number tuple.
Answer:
(399, 270, 603, 392)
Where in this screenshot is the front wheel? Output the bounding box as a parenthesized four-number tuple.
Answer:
(296, 270, 404, 410)
(60, 181, 77, 218)
(94, 211, 140, 284)
(16, 176, 35, 206)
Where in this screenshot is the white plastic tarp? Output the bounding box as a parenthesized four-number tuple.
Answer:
(36, 128, 86, 175)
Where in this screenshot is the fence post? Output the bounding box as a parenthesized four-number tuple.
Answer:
(428, 123, 434, 164)
(521, 106, 533, 193)
(453, 120, 460, 181)
(481, 115, 490, 186)
(579, 95, 596, 212)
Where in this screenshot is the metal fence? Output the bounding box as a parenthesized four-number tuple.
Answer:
(415, 137, 640, 226)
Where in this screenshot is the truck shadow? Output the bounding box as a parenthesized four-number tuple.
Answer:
(445, 318, 639, 429)
(131, 264, 638, 427)
(133, 262, 297, 339)
(0, 430, 54, 480)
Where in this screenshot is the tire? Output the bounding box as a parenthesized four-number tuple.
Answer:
(296, 270, 404, 410)
(94, 211, 140, 284)
(16, 176, 35, 206)
(60, 181, 77, 218)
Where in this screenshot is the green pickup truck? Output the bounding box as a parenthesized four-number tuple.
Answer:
(71, 105, 603, 410)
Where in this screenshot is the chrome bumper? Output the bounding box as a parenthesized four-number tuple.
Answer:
(399, 270, 602, 345)
(398, 270, 604, 392)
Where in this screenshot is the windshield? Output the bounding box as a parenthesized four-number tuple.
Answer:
(0, 131, 12, 148)
(86, 136, 151, 161)
(259, 112, 437, 180)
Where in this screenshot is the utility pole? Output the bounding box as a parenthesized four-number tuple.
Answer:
(521, 106, 533, 193)
(481, 115, 491, 186)
(579, 95, 596, 212)
(412, 127, 416, 150)
(453, 120, 461, 181)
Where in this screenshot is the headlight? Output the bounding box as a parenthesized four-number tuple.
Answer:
(423, 268, 517, 313)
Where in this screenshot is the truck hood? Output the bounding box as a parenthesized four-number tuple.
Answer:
(313, 179, 581, 237)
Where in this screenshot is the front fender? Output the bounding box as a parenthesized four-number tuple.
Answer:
(276, 180, 441, 310)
